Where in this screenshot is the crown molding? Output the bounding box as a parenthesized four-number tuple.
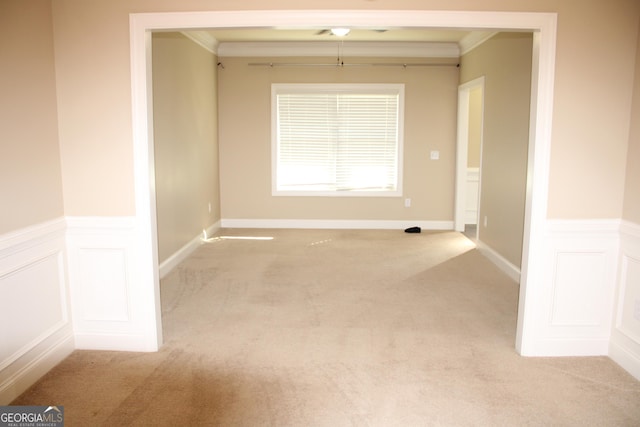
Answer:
(217, 41, 459, 58)
(459, 31, 499, 55)
(181, 31, 219, 54)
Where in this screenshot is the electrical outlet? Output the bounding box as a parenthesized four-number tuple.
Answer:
(430, 150, 440, 160)
(404, 198, 411, 208)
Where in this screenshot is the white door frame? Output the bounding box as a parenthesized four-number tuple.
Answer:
(130, 10, 557, 355)
(455, 76, 485, 233)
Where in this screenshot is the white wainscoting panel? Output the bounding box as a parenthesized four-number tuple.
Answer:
(532, 219, 620, 356)
(0, 218, 74, 404)
(609, 220, 640, 380)
(66, 217, 156, 351)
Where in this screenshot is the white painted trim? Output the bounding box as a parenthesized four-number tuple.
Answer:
(475, 239, 521, 283)
(610, 335, 640, 381)
(0, 217, 66, 253)
(609, 220, 640, 380)
(221, 219, 453, 230)
(66, 216, 160, 352)
(459, 31, 498, 55)
(455, 77, 485, 232)
(516, 17, 558, 356)
(158, 221, 221, 279)
(0, 333, 73, 405)
(218, 41, 459, 58)
(620, 219, 640, 239)
(522, 219, 621, 356)
(130, 9, 558, 357)
(182, 30, 219, 54)
(521, 338, 610, 357)
(0, 218, 73, 404)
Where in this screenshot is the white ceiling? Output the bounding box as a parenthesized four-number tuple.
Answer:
(189, 28, 499, 58)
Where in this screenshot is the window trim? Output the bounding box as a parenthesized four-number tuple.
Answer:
(271, 83, 404, 197)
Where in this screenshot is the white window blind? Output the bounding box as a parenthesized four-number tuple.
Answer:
(272, 84, 404, 196)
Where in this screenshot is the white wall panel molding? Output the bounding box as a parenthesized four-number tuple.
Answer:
(530, 219, 621, 356)
(0, 218, 73, 404)
(221, 218, 453, 230)
(610, 220, 640, 380)
(66, 216, 156, 351)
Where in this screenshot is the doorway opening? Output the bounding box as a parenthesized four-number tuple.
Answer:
(129, 10, 557, 355)
(455, 76, 485, 240)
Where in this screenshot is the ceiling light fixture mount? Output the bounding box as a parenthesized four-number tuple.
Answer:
(330, 28, 350, 37)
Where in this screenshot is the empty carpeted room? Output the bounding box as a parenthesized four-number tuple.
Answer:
(2, 2, 640, 425)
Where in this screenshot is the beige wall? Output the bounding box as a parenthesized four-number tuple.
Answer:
(460, 33, 533, 267)
(218, 56, 459, 221)
(44, 0, 640, 223)
(546, 1, 639, 219)
(152, 33, 220, 263)
(0, 0, 64, 235)
(623, 17, 640, 224)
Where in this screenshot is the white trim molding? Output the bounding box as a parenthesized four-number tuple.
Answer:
(525, 219, 621, 356)
(182, 31, 219, 54)
(609, 220, 640, 380)
(0, 218, 73, 404)
(221, 219, 453, 230)
(159, 221, 221, 279)
(475, 240, 521, 283)
(459, 31, 498, 55)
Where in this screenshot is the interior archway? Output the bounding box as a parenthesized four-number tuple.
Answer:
(129, 10, 557, 355)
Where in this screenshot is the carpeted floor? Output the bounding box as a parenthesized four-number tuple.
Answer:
(12, 229, 640, 426)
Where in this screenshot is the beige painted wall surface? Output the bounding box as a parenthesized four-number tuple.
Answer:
(460, 33, 533, 267)
(547, 1, 639, 219)
(623, 17, 640, 224)
(152, 33, 220, 263)
(218, 56, 459, 221)
(47, 0, 640, 220)
(0, 0, 64, 235)
(467, 87, 483, 168)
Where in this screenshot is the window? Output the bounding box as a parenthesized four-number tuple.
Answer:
(272, 84, 404, 196)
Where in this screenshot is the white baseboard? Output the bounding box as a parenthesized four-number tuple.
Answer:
(0, 217, 73, 404)
(0, 333, 73, 405)
(73, 332, 157, 352)
(475, 240, 521, 283)
(221, 218, 454, 230)
(523, 338, 610, 357)
(158, 221, 220, 279)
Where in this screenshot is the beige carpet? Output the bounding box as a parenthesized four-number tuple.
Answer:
(13, 229, 640, 425)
